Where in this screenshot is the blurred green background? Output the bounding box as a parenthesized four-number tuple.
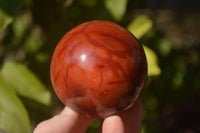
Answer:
(0, 0, 200, 133)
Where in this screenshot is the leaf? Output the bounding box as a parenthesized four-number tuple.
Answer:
(104, 0, 127, 21)
(87, 119, 102, 133)
(0, 0, 23, 15)
(81, 0, 97, 7)
(143, 45, 161, 76)
(12, 13, 29, 40)
(0, 75, 31, 133)
(1, 62, 51, 106)
(0, 0, 23, 33)
(0, 10, 13, 33)
(127, 16, 153, 39)
(157, 38, 172, 56)
(24, 28, 42, 54)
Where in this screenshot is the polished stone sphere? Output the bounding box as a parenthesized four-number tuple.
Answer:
(50, 21, 147, 118)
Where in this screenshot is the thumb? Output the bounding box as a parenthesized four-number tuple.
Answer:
(33, 106, 93, 133)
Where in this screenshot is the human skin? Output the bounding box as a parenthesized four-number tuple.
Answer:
(33, 101, 143, 133)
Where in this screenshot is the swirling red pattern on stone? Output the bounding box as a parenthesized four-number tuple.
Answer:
(50, 21, 147, 118)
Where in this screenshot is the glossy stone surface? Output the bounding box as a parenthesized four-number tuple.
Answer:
(50, 21, 147, 118)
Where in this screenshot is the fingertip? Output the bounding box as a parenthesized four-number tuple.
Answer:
(33, 106, 93, 133)
(33, 119, 54, 133)
(102, 115, 124, 133)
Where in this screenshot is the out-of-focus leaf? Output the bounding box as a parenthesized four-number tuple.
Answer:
(141, 125, 147, 133)
(104, 0, 127, 21)
(81, 0, 97, 7)
(35, 52, 49, 64)
(127, 16, 153, 39)
(158, 38, 172, 56)
(0, 0, 23, 15)
(0, 10, 12, 33)
(1, 62, 51, 106)
(0, 129, 11, 133)
(0, 0, 23, 33)
(24, 27, 42, 53)
(12, 13, 29, 40)
(143, 45, 161, 76)
(0, 75, 31, 133)
(87, 119, 102, 133)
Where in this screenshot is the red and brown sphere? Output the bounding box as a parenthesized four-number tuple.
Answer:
(50, 21, 147, 118)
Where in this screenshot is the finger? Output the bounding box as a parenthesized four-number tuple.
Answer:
(119, 101, 143, 133)
(101, 115, 124, 133)
(33, 106, 93, 133)
(101, 101, 143, 133)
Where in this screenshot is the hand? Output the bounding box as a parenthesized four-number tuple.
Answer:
(33, 101, 143, 133)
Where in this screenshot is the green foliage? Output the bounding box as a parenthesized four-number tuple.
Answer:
(143, 45, 161, 76)
(24, 28, 42, 54)
(0, 10, 13, 33)
(127, 16, 161, 76)
(0, 61, 51, 133)
(0, 75, 31, 133)
(104, 0, 128, 21)
(0, 0, 23, 33)
(0, 0, 199, 133)
(127, 16, 153, 39)
(86, 119, 102, 133)
(0, 0, 23, 15)
(12, 14, 29, 41)
(1, 62, 51, 106)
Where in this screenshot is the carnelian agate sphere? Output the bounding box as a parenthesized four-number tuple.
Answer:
(50, 21, 147, 118)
